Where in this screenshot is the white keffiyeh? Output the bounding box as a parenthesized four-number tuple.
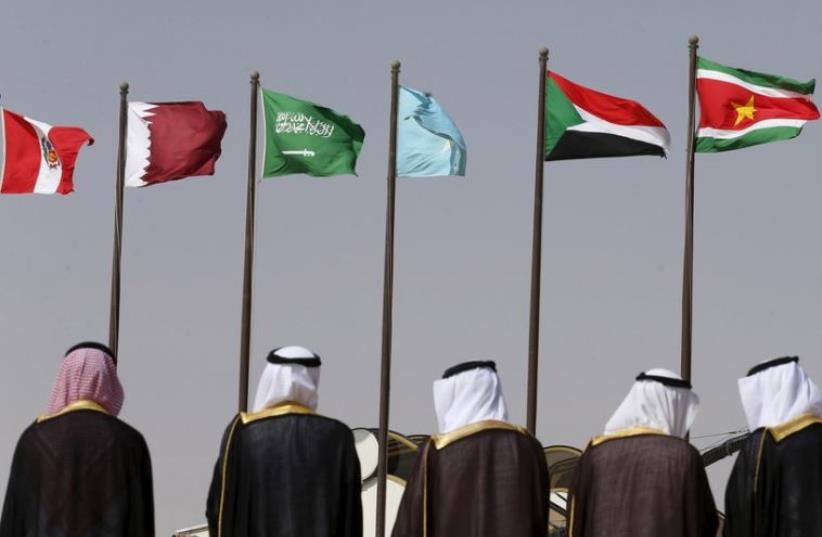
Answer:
(433, 364, 509, 434)
(738, 358, 822, 430)
(604, 368, 699, 439)
(252, 346, 320, 412)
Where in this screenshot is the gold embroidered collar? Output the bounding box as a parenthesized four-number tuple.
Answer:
(240, 401, 315, 425)
(591, 426, 667, 447)
(431, 419, 530, 450)
(768, 413, 822, 443)
(37, 400, 110, 423)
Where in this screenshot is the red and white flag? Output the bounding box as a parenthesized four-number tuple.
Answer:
(0, 108, 93, 195)
(125, 101, 227, 187)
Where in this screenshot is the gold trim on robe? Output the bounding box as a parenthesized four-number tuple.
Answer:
(590, 427, 666, 447)
(37, 399, 109, 423)
(568, 494, 577, 537)
(752, 429, 767, 493)
(768, 413, 822, 443)
(431, 420, 530, 450)
(239, 401, 315, 425)
(421, 441, 431, 537)
(217, 415, 241, 537)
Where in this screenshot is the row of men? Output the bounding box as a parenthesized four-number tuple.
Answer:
(0, 342, 820, 536)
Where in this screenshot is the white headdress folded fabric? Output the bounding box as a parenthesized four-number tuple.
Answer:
(604, 368, 699, 439)
(738, 357, 822, 430)
(252, 346, 321, 412)
(433, 361, 509, 434)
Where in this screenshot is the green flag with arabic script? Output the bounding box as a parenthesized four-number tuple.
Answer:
(261, 88, 365, 177)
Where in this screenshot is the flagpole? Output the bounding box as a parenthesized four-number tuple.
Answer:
(526, 48, 548, 435)
(681, 36, 699, 382)
(238, 71, 260, 413)
(376, 59, 400, 537)
(108, 82, 129, 356)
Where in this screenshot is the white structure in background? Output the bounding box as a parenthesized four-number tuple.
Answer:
(171, 525, 208, 537)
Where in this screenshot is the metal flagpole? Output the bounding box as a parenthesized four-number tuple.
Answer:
(238, 71, 260, 412)
(376, 59, 400, 537)
(526, 48, 549, 434)
(108, 82, 129, 356)
(681, 36, 699, 382)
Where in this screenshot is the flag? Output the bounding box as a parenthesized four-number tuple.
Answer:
(397, 86, 466, 177)
(545, 72, 670, 161)
(125, 101, 227, 187)
(695, 57, 820, 152)
(261, 89, 364, 177)
(0, 108, 93, 195)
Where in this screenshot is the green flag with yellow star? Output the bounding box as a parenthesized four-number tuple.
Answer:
(695, 57, 820, 152)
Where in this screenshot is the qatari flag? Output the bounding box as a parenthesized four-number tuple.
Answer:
(124, 101, 227, 187)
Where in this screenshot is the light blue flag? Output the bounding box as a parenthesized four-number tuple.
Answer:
(397, 86, 467, 177)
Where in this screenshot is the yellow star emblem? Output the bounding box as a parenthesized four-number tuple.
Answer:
(731, 95, 756, 126)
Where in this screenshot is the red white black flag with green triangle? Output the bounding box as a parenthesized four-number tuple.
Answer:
(544, 72, 670, 161)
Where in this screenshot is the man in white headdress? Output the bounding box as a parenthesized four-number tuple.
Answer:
(392, 361, 549, 537)
(568, 369, 718, 537)
(724, 356, 822, 537)
(205, 346, 362, 537)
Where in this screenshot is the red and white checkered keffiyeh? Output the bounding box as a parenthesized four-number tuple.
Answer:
(46, 347, 124, 416)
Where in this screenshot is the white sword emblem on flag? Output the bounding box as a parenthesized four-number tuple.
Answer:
(282, 149, 316, 157)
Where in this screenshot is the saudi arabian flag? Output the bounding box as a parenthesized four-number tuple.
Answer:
(696, 58, 820, 152)
(261, 89, 365, 177)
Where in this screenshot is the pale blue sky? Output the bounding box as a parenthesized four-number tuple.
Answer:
(1, 1, 820, 534)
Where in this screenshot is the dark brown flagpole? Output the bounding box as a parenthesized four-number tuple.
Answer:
(375, 59, 400, 537)
(681, 36, 699, 382)
(526, 48, 549, 435)
(108, 82, 129, 356)
(238, 71, 260, 412)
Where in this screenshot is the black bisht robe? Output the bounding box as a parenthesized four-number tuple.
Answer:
(724, 414, 822, 537)
(206, 404, 362, 537)
(569, 431, 717, 537)
(0, 403, 154, 537)
(391, 420, 549, 537)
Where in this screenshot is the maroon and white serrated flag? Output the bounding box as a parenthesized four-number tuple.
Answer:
(0, 108, 93, 195)
(124, 101, 227, 187)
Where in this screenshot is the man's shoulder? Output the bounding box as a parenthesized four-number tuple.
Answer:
(237, 411, 354, 439)
(589, 431, 698, 460)
(291, 413, 354, 436)
(24, 411, 147, 451)
(108, 415, 148, 444)
(767, 413, 822, 444)
(433, 420, 535, 451)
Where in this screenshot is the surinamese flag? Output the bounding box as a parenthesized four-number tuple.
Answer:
(545, 72, 670, 161)
(0, 108, 93, 195)
(261, 89, 365, 177)
(397, 86, 466, 177)
(696, 57, 820, 152)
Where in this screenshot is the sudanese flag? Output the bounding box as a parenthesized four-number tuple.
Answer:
(545, 72, 670, 161)
(124, 101, 227, 187)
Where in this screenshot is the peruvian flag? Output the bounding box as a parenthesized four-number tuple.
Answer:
(545, 72, 670, 161)
(125, 101, 227, 187)
(0, 108, 93, 195)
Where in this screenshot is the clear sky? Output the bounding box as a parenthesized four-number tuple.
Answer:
(1, 0, 820, 534)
